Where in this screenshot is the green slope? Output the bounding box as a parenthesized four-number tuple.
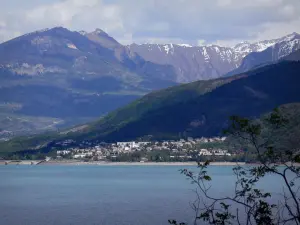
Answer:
(0, 74, 244, 154)
(86, 74, 246, 135)
(73, 61, 300, 141)
(1, 61, 300, 155)
(267, 103, 300, 151)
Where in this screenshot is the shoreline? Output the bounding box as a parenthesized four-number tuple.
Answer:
(0, 160, 246, 166)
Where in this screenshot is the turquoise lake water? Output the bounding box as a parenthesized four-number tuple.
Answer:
(0, 165, 284, 225)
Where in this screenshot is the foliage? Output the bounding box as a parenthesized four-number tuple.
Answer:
(171, 108, 300, 225)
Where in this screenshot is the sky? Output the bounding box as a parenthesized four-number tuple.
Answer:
(0, 0, 300, 47)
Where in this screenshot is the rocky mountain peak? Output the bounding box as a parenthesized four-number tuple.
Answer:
(94, 28, 106, 34)
(281, 32, 300, 42)
(78, 30, 88, 36)
(83, 28, 121, 50)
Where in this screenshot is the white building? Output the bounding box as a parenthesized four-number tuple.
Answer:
(212, 149, 231, 156)
(199, 149, 213, 156)
(117, 142, 139, 149)
(57, 150, 71, 155)
(73, 154, 87, 159)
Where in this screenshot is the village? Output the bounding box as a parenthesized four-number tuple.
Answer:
(55, 137, 235, 162)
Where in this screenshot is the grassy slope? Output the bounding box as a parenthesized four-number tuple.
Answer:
(1, 61, 300, 154)
(76, 61, 300, 141)
(0, 74, 244, 154)
(76, 74, 246, 138)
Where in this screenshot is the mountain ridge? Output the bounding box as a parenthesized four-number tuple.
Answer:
(0, 27, 178, 137)
(128, 32, 300, 82)
(225, 33, 300, 76)
(67, 61, 300, 142)
(2, 27, 299, 82)
(1, 27, 300, 137)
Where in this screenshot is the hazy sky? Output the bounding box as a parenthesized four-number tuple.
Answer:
(0, 0, 299, 46)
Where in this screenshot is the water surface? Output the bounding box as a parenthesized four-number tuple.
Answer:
(0, 165, 283, 225)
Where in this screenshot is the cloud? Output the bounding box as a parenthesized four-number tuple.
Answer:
(0, 0, 299, 46)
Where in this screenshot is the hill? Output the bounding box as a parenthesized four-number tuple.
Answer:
(0, 73, 245, 154)
(74, 61, 300, 142)
(1, 61, 300, 155)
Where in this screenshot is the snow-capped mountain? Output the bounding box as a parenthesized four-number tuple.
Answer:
(128, 32, 300, 82)
(128, 43, 240, 82)
(231, 33, 299, 57)
(227, 32, 300, 76)
(1, 27, 299, 83)
(1, 27, 300, 137)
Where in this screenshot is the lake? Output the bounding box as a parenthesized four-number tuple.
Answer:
(0, 165, 285, 225)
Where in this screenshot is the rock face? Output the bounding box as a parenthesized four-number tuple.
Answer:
(128, 43, 240, 82)
(128, 33, 300, 82)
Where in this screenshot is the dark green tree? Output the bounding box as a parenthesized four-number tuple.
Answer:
(170, 108, 300, 225)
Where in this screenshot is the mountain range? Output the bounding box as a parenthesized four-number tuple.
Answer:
(2, 57, 300, 155)
(128, 32, 300, 82)
(0, 27, 300, 137)
(226, 32, 300, 76)
(0, 27, 177, 137)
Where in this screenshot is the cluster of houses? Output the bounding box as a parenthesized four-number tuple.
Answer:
(198, 149, 231, 156)
(55, 137, 232, 161)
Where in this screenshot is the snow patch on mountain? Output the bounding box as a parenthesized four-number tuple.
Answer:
(202, 47, 210, 62)
(277, 39, 300, 59)
(234, 32, 300, 57)
(163, 44, 174, 54)
(67, 43, 78, 50)
(177, 44, 192, 47)
(79, 30, 88, 36)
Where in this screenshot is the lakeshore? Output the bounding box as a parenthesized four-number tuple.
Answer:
(0, 160, 246, 166)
